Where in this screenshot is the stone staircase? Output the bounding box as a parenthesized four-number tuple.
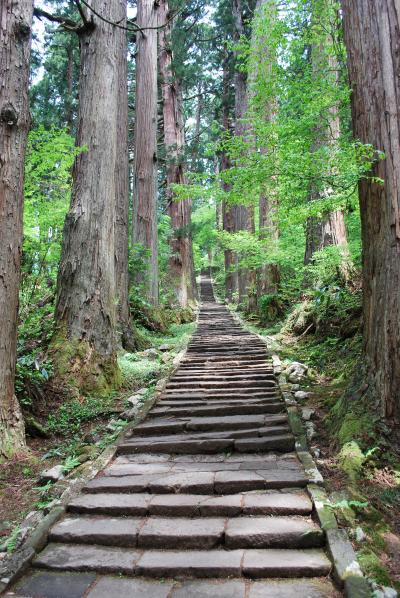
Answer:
(6, 277, 341, 597)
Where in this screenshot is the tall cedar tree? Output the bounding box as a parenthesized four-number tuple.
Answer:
(159, 0, 197, 307)
(342, 0, 400, 423)
(114, 4, 136, 350)
(54, 0, 125, 391)
(0, 0, 33, 457)
(133, 0, 159, 304)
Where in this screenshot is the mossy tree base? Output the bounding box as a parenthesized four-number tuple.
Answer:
(0, 395, 27, 460)
(50, 334, 121, 396)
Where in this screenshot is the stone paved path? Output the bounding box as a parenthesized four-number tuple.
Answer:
(7, 278, 341, 597)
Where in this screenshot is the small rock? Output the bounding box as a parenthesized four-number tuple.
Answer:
(381, 587, 398, 598)
(305, 421, 316, 440)
(39, 465, 64, 484)
(286, 361, 308, 383)
(126, 394, 142, 407)
(312, 447, 321, 458)
(159, 344, 170, 352)
(106, 419, 118, 431)
(301, 407, 315, 421)
(143, 348, 158, 360)
(121, 407, 139, 421)
(355, 526, 367, 543)
(271, 354, 282, 374)
(294, 390, 310, 401)
(291, 384, 300, 391)
(161, 354, 170, 364)
(136, 388, 147, 396)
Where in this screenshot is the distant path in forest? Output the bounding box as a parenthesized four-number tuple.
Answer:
(7, 277, 341, 597)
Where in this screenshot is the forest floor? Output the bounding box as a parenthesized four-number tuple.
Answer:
(243, 317, 400, 591)
(0, 321, 195, 554)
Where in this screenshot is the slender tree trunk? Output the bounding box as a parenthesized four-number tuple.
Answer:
(304, 39, 349, 268)
(258, 194, 280, 296)
(342, 0, 400, 424)
(220, 47, 237, 300)
(54, 1, 122, 392)
(133, 0, 159, 304)
(159, 0, 197, 308)
(0, 0, 33, 457)
(114, 1, 136, 350)
(233, 0, 254, 305)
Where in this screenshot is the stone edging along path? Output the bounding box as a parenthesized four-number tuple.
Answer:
(1, 277, 371, 598)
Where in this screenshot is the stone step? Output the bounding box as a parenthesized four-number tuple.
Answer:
(127, 425, 291, 443)
(83, 467, 307, 495)
(161, 391, 280, 401)
(134, 414, 289, 435)
(149, 403, 284, 418)
(129, 425, 290, 442)
(165, 378, 276, 391)
(67, 491, 313, 517)
(34, 544, 331, 578)
(117, 433, 295, 455)
(49, 514, 323, 550)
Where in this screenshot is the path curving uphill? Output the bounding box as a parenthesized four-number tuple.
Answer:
(7, 277, 341, 597)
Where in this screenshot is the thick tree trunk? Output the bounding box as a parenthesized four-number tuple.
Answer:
(114, 1, 135, 350)
(0, 0, 33, 457)
(159, 0, 197, 308)
(54, 1, 122, 392)
(342, 0, 400, 423)
(133, 0, 159, 304)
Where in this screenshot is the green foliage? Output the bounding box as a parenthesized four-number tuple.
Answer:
(46, 395, 116, 437)
(5, 526, 22, 554)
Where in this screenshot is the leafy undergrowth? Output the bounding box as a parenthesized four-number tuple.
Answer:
(246, 307, 400, 592)
(0, 318, 196, 552)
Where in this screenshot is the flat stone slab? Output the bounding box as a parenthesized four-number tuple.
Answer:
(242, 491, 312, 515)
(50, 516, 141, 547)
(171, 579, 246, 597)
(148, 494, 203, 516)
(118, 438, 234, 454)
(234, 435, 295, 453)
(199, 494, 243, 516)
(214, 470, 265, 493)
(68, 493, 151, 516)
(225, 516, 324, 549)
(12, 570, 96, 598)
(148, 471, 215, 494)
(34, 543, 139, 574)
(136, 549, 243, 578)
(138, 517, 226, 549)
(248, 578, 339, 597)
(242, 549, 331, 578)
(87, 576, 174, 598)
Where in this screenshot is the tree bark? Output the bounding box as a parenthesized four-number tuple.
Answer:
(0, 0, 33, 457)
(220, 46, 237, 300)
(159, 0, 197, 308)
(233, 0, 254, 304)
(133, 0, 159, 305)
(114, 1, 136, 350)
(342, 0, 400, 423)
(304, 39, 349, 267)
(54, 1, 122, 392)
